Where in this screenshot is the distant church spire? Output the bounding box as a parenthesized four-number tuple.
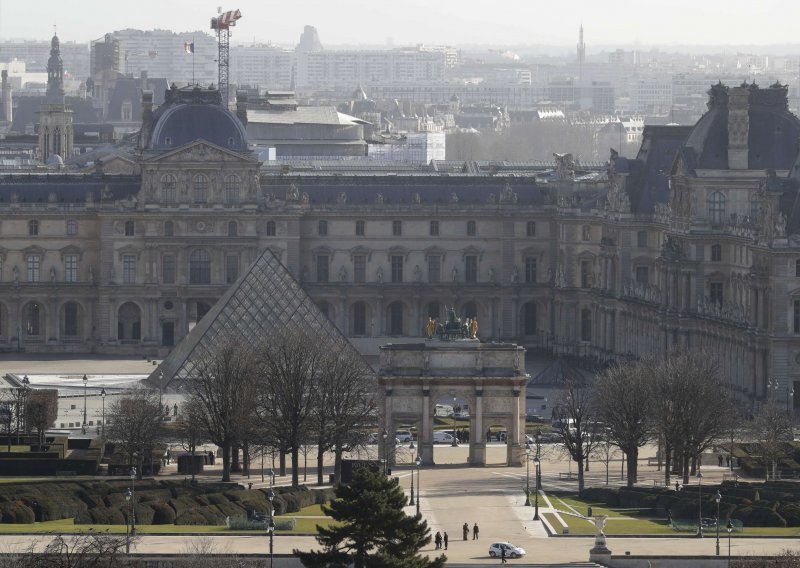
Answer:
(46, 32, 64, 103)
(577, 25, 586, 80)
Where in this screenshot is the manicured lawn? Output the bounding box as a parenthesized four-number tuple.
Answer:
(284, 504, 326, 517)
(550, 495, 625, 518)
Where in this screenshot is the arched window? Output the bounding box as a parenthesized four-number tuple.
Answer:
(189, 249, 211, 284)
(463, 301, 477, 319)
(427, 301, 441, 320)
(228, 221, 238, 236)
(162, 174, 177, 203)
(580, 308, 592, 342)
(117, 302, 141, 340)
(62, 301, 79, 337)
(353, 302, 367, 335)
(24, 302, 42, 336)
(708, 192, 726, 225)
(522, 302, 537, 335)
(164, 221, 174, 237)
(193, 174, 208, 203)
(266, 220, 276, 236)
(388, 301, 404, 335)
(224, 175, 240, 204)
(28, 220, 39, 236)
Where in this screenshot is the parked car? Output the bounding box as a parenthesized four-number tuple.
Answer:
(367, 432, 400, 445)
(395, 430, 413, 442)
(433, 431, 454, 444)
(488, 542, 526, 559)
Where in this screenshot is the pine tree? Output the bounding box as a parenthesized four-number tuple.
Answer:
(295, 467, 446, 568)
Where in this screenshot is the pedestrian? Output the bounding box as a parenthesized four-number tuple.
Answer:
(248, 482, 253, 490)
(473, 523, 479, 540)
(675, 481, 680, 491)
(726, 455, 730, 467)
(718, 455, 723, 467)
(443, 532, 449, 550)
(463, 522, 469, 540)
(501, 546, 507, 564)
(434, 531, 442, 549)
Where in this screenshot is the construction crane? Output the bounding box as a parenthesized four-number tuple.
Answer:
(210, 8, 241, 108)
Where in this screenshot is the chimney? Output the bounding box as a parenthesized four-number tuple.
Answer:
(727, 85, 750, 170)
(140, 90, 154, 148)
(1, 70, 11, 124)
(140, 70, 148, 91)
(235, 92, 248, 126)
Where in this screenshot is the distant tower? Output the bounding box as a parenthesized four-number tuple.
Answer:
(1, 70, 12, 124)
(38, 33, 74, 161)
(577, 25, 586, 80)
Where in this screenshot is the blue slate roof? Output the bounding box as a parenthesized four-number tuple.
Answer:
(0, 174, 140, 203)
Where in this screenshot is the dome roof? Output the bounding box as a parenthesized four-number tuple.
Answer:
(145, 85, 249, 152)
(683, 82, 800, 171)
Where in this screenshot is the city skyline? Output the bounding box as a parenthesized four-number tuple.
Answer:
(1, 0, 800, 51)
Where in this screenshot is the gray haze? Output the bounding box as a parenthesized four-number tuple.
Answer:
(2, 0, 800, 50)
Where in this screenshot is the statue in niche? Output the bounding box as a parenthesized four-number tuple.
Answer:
(412, 192, 421, 204)
(338, 265, 347, 282)
(88, 266, 94, 284)
(50, 267, 56, 283)
(469, 318, 478, 339)
(426, 317, 437, 339)
(452, 266, 458, 282)
(413, 264, 422, 282)
(376, 266, 384, 284)
(12, 266, 19, 284)
(775, 212, 787, 238)
(286, 184, 299, 201)
(511, 265, 519, 283)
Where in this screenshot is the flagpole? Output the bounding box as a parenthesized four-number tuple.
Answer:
(192, 37, 195, 85)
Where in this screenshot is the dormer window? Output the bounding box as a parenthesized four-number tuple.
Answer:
(164, 137, 172, 146)
(227, 137, 235, 147)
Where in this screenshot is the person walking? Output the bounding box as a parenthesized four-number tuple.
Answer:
(443, 532, 449, 550)
(501, 546, 507, 564)
(463, 522, 469, 540)
(473, 523, 479, 540)
(434, 531, 442, 549)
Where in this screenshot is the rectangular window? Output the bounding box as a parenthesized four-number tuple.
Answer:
(525, 257, 537, 283)
(428, 255, 441, 283)
(162, 255, 176, 284)
(429, 220, 439, 236)
(391, 255, 404, 283)
(225, 255, 239, 284)
(353, 255, 366, 283)
(467, 220, 476, 236)
(318, 220, 328, 236)
(580, 260, 590, 288)
(795, 300, 800, 334)
(637, 231, 647, 247)
(465, 255, 478, 283)
(635, 266, 649, 285)
(392, 220, 402, 236)
(64, 254, 78, 283)
(709, 282, 724, 306)
(317, 255, 329, 283)
(526, 221, 536, 237)
(122, 255, 136, 284)
(66, 220, 77, 235)
(26, 255, 40, 282)
(355, 220, 365, 236)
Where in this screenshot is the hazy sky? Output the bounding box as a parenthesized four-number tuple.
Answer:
(1, 0, 798, 49)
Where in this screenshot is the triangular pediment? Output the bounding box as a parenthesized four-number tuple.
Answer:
(143, 141, 258, 165)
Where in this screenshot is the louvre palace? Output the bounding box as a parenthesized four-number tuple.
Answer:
(3, 71, 800, 410)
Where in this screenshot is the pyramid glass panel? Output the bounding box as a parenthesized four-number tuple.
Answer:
(150, 249, 366, 387)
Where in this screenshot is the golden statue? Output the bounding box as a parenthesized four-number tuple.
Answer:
(469, 317, 478, 339)
(426, 317, 437, 339)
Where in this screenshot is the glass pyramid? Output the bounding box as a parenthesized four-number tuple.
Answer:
(150, 249, 366, 388)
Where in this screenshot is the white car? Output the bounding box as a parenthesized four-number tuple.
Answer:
(433, 431, 454, 444)
(395, 430, 413, 442)
(367, 433, 400, 445)
(488, 542, 526, 559)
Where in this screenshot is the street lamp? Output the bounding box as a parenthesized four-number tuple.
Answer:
(533, 455, 541, 521)
(409, 441, 416, 506)
(124, 488, 132, 553)
(451, 396, 458, 447)
(415, 455, 422, 515)
(726, 519, 733, 567)
(524, 442, 532, 506)
(17, 375, 30, 444)
(267, 488, 275, 568)
(82, 374, 88, 434)
(715, 490, 721, 556)
(696, 470, 703, 538)
(129, 467, 137, 536)
(382, 429, 389, 475)
(788, 386, 795, 414)
(100, 388, 106, 437)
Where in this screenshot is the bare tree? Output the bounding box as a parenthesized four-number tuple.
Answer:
(25, 389, 58, 448)
(593, 359, 653, 487)
(749, 400, 794, 481)
(313, 348, 376, 485)
(16, 532, 130, 568)
(176, 396, 208, 482)
(106, 387, 164, 477)
(256, 329, 326, 487)
(187, 340, 259, 482)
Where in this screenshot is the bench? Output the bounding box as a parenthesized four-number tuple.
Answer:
(647, 457, 661, 466)
(558, 472, 576, 481)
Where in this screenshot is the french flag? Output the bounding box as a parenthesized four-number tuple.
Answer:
(183, 42, 194, 55)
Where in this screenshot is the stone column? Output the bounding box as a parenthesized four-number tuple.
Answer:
(384, 387, 394, 467)
(420, 385, 434, 465)
(470, 387, 485, 466)
(508, 388, 523, 466)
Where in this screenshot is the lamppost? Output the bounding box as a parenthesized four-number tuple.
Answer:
(715, 490, 721, 556)
(726, 519, 733, 567)
(267, 487, 275, 568)
(17, 375, 30, 444)
(533, 455, 541, 521)
(535, 429, 542, 490)
(451, 396, 458, 447)
(82, 374, 88, 434)
(124, 488, 132, 553)
(788, 386, 795, 414)
(415, 455, 422, 515)
(129, 467, 137, 536)
(409, 441, 416, 506)
(696, 470, 703, 538)
(100, 388, 106, 437)
(524, 442, 531, 506)
(382, 429, 389, 475)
